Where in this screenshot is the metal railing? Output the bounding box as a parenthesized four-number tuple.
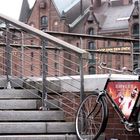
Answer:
(0, 13, 139, 121)
(0, 13, 88, 121)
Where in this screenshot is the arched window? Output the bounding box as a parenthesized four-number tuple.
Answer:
(89, 66, 96, 74)
(40, 16, 48, 26)
(87, 28, 94, 35)
(88, 41, 95, 50)
(133, 23, 139, 35)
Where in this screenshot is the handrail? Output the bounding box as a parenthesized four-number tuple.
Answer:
(0, 14, 87, 118)
(0, 13, 88, 58)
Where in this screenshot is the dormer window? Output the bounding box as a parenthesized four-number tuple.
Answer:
(132, 23, 139, 36)
(40, 16, 48, 26)
(88, 28, 94, 35)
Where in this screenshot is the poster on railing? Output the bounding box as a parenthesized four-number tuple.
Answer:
(106, 81, 140, 119)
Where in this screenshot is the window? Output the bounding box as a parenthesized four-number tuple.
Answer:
(88, 28, 94, 35)
(116, 41, 121, 46)
(107, 54, 112, 67)
(31, 64, 34, 71)
(88, 41, 95, 50)
(132, 23, 139, 35)
(116, 55, 121, 70)
(133, 42, 140, 52)
(89, 66, 96, 74)
(89, 53, 95, 64)
(31, 52, 34, 57)
(40, 16, 48, 26)
(107, 41, 111, 47)
(133, 15, 139, 19)
(31, 52, 34, 61)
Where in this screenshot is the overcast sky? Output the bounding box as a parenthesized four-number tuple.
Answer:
(0, 0, 35, 20)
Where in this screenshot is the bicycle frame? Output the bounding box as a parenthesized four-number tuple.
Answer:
(103, 75, 140, 126)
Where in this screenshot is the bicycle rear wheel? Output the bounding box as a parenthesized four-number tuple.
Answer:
(76, 91, 108, 140)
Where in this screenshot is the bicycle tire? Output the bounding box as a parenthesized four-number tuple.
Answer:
(76, 91, 108, 140)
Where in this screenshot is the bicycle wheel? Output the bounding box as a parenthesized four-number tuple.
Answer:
(76, 91, 108, 140)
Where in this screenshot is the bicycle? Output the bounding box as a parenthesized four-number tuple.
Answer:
(75, 62, 140, 140)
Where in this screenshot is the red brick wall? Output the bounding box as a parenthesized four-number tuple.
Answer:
(105, 101, 139, 140)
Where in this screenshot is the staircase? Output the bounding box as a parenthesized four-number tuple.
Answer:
(0, 87, 77, 140)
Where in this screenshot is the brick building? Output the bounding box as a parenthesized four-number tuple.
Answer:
(19, 0, 139, 76)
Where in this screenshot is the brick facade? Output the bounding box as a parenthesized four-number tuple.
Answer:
(19, 0, 139, 76)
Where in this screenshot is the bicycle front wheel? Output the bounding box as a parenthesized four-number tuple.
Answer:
(76, 91, 108, 140)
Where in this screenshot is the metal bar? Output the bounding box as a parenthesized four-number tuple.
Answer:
(45, 31, 139, 43)
(20, 32, 24, 78)
(0, 13, 87, 56)
(5, 23, 11, 80)
(131, 42, 134, 70)
(79, 55, 84, 102)
(42, 39, 48, 110)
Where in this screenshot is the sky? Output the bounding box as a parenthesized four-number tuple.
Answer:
(0, 0, 35, 20)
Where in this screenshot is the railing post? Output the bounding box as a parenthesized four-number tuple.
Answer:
(5, 23, 12, 88)
(20, 31, 24, 78)
(42, 39, 48, 110)
(79, 54, 84, 102)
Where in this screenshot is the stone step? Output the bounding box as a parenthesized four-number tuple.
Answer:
(0, 89, 40, 99)
(0, 135, 78, 140)
(0, 100, 41, 110)
(0, 111, 64, 121)
(0, 77, 23, 88)
(0, 100, 59, 110)
(0, 122, 75, 134)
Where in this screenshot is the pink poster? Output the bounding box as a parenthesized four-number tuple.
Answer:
(106, 81, 140, 119)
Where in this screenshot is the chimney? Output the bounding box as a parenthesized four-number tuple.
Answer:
(94, 0, 101, 7)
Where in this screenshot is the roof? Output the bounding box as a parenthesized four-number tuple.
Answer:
(69, 2, 135, 32)
(19, 0, 30, 22)
(19, 0, 89, 23)
(52, 0, 91, 24)
(53, 0, 79, 14)
(100, 4, 134, 31)
(19, 0, 136, 32)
